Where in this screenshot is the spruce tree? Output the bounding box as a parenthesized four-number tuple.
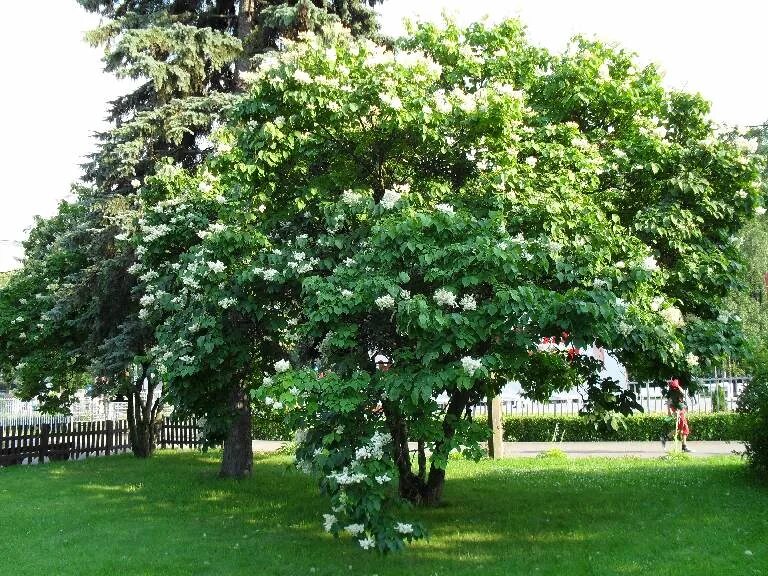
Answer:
(0, 0, 385, 473)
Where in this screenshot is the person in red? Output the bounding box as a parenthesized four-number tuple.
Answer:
(663, 379, 692, 452)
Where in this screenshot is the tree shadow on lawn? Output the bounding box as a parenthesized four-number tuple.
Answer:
(2, 452, 767, 576)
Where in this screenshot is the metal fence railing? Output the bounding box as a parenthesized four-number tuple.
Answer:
(446, 376, 752, 417)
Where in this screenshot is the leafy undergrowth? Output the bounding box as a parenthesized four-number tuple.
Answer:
(1, 451, 766, 575)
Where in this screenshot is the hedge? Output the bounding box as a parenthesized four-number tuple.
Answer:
(252, 407, 745, 442)
(502, 412, 745, 442)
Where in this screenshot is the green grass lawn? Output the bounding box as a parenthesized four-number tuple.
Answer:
(1, 452, 767, 576)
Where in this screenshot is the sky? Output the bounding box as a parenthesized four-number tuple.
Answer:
(2, 0, 768, 271)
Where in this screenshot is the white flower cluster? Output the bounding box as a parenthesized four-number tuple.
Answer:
(323, 514, 336, 532)
(686, 352, 699, 366)
(375, 294, 395, 310)
(253, 267, 279, 281)
(140, 222, 171, 243)
(341, 189, 364, 206)
(344, 524, 365, 536)
(660, 306, 684, 327)
(354, 431, 391, 462)
(274, 359, 291, 373)
(641, 256, 659, 272)
(293, 69, 312, 84)
(287, 251, 319, 274)
(434, 288, 458, 308)
(380, 183, 409, 210)
(264, 396, 284, 410)
(358, 536, 376, 550)
(435, 203, 454, 214)
(328, 466, 368, 485)
(395, 523, 414, 534)
(461, 356, 483, 376)
(207, 260, 226, 273)
(459, 294, 477, 311)
(379, 92, 402, 110)
(197, 222, 227, 239)
(734, 136, 759, 154)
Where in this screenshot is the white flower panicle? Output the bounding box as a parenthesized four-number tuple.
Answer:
(395, 523, 414, 534)
(344, 524, 366, 536)
(380, 184, 409, 209)
(435, 203, 454, 214)
(756, 206, 767, 216)
(358, 536, 376, 550)
(253, 267, 279, 281)
(459, 294, 477, 311)
(341, 189, 364, 205)
(379, 92, 402, 110)
(322, 514, 336, 532)
(329, 467, 368, 485)
(207, 260, 226, 273)
(642, 256, 659, 272)
(274, 359, 291, 373)
(461, 356, 482, 376)
(660, 306, 684, 327)
(375, 294, 396, 310)
(375, 474, 392, 485)
(686, 353, 699, 366)
(218, 297, 237, 309)
(434, 288, 458, 308)
(293, 69, 312, 84)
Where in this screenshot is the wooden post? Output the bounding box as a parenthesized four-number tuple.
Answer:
(39, 423, 50, 464)
(105, 420, 114, 456)
(487, 394, 504, 459)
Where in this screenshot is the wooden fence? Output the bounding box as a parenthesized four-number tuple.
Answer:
(0, 418, 200, 467)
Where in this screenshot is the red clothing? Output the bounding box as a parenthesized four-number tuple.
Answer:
(674, 409, 690, 436)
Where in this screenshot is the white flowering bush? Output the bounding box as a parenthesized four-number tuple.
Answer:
(254, 369, 426, 552)
(109, 18, 764, 551)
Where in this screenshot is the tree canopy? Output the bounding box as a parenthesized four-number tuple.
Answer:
(123, 19, 764, 550)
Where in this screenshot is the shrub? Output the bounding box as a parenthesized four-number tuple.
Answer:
(712, 386, 728, 412)
(502, 412, 744, 442)
(738, 359, 768, 476)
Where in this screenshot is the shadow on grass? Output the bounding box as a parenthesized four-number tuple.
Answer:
(1, 452, 767, 576)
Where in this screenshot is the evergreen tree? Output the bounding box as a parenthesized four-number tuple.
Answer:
(0, 0, 384, 472)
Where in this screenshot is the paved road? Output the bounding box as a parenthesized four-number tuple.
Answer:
(252, 440, 744, 458)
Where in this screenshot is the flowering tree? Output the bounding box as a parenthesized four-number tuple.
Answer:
(134, 19, 762, 550)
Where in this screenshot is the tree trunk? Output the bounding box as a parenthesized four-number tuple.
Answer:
(219, 383, 253, 478)
(235, 0, 255, 76)
(385, 389, 470, 507)
(127, 363, 162, 458)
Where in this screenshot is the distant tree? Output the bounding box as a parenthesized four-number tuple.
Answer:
(0, 271, 12, 289)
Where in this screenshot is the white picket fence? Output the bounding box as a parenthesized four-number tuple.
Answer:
(0, 395, 128, 426)
(450, 376, 751, 417)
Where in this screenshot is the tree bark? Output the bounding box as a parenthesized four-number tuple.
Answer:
(219, 383, 253, 478)
(385, 389, 470, 507)
(126, 363, 162, 458)
(235, 0, 255, 76)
